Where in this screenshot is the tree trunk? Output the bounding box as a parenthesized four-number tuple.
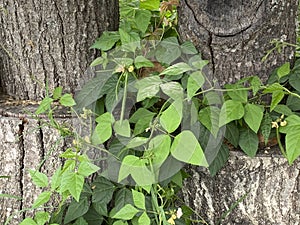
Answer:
(0, 1, 119, 224)
(0, 0, 118, 100)
(178, 0, 298, 84)
(182, 150, 300, 225)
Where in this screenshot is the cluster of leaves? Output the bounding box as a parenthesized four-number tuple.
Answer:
(15, 1, 300, 225)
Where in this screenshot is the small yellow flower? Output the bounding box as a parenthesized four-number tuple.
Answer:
(271, 121, 279, 129)
(128, 65, 134, 72)
(84, 136, 91, 143)
(280, 120, 287, 127)
(167, 214, 177, 225)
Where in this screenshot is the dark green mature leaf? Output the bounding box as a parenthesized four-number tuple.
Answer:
(92, 176, 115, 204)
(208, 144, 229, 177)
(64, 197, 89, 224)
(219, 100, 244, 127)
(225, 122, 240, 148)
(239, 128, 259, 157)
(170, 130, 208, 166)
(287, 95, 300, 111)
(260, 112, 272, 145)
(83, 207, 103, 225)
(90, 31, 120, 51)
(75, 72, 112, 111)
(114, 188, 134, 212)
(273, 104, 294, 116)
(244, 104, 264, 133)
(73, 217, 88, 225)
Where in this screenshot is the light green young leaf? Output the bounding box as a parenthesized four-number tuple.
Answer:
(138, 212, 151, 225)
(90, 57, 104, 67)
(244, 104, 264, 133)
(35, 97, 53, 115)
(219, 100, 244, 127)
(112, 204, 139, 220)
(29, 170, 48, 188)
(148, 135, 171, 167)
(90, 31, 120, 51)
(51, 167, 62, 191)
(119, 28, 140, 52)
(159, 62, 192, 76)
(59, 94, 76, 107)
(113, 221, 128, 225)
(187, 71, 205, 99)
(34, 211, 50, 225)
(140, 0, 160, 10)
(160, 82, 184, 100)
(286, 128, 300, 165)
(53, 86, 63, 100)
(225, 84, 248, 103)
(160, 100, 183, 133)
(239, 128, 259, 157)
(60, 171, 84, 202)
(134, 56, 154, 69)
(249, 76, 262, 96)
(273, 104, 294, 116)
(270, 91, 285, 111)
(155, 37, 181, 64)
(20, 218, 37, 225)
(263, 83, 284, 93)
(78, 162, 100, 177)
(199, 106, 220, 138)
(32, 191, 51, 209)
(114, 120, 131, 137)
(135, 76, 162, 102)
(181, 41, 198, 54)
(132, 190, 145, 210)
(277, 62, 290, 79)
(126, 137, 148, 149)
(280, 115, 300, 134)
(92, 112, 114, 145)
(170, 130, 208, 166)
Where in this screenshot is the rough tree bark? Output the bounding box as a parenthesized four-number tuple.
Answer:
(0, 0, 119, 100)
(0, 1, 119, 224)
(178, 1, 300, 224)
(178, 0, 298, 84)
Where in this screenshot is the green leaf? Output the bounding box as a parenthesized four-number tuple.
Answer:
(93, 202, 108, 217)
(112, 204, 139, 220)
(114, 120, 131, 137)
(35, 97, 53, 115)
(286, 128, 300, 164)
(244, 104, 264, 133)
(29, 170, 48, 188)
(279, 115, 300, 134)
(187, 71, 205, 99)
(160, 82, 184, 100)
(225, 84, 248, 103)
(208, 144, 229, 177)
(73, 217, 88, 225)
(51, 167, 62, 192)
(160, 62, 192, 76)
(0, 193, 22, 200)
(263, 83, 284, 93)
(277, 62, 290, 79)
(92, 112, 114, 145)
(134, 56, 154, 69)
(249, 76, 262, 96)
(92, 176, 115, 204)
(114, 188, 134, 212)
(138, 212, 151, 225)
(239, 128, 259, 157)
(155, 37, 181, 64)
(132, 190, 145, 210)
(270, 91, 285, 111)
(90, 31, 120, 51)
(78, 162, 100, 177)
(64, 197, 89, 224)
(219, 100, 244, 127)
(135, 76, 162, 102)
(126, 137, 149, 149)
(59, 93, 76, 107)
(160, 100, 183, 133)
(149, 135, 171, 167)
(189, 55, 208, 70)
(20, 218, 37, 225)
(113, 221, 128, 225)
(260, 112, 272, 145)
(119, 28, 140, 52)
(287, 95, 300, 111)
(273, 104, 294, 116)
(180, 41, 198, 54)
(61, 171, 84, 202)
(90, 57, 104, 67)
(225, 122, 240, 148)
(199, 106, 220, 138)
(135, 9, 152, 33)
(170, 130, 208, 166)
(32, 191, 51, 209)
(289, 73, 300, 92)
(129, 108, 155, 134)
(140, 0, 160, 10)
(34, 211, 50, 225)
(53, 87, 62, 100)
